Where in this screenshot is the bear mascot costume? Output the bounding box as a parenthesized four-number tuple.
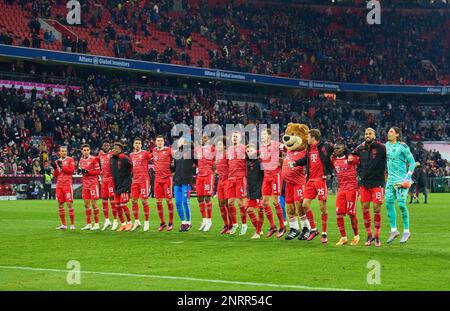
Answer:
(281, 123, 311, 240)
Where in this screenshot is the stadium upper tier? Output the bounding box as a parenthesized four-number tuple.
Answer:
(0, 0, 449, 86)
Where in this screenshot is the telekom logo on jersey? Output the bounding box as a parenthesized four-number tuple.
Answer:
(311, 154, 318, 162)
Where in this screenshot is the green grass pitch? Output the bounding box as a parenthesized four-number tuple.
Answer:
(0, 194, 449, 291)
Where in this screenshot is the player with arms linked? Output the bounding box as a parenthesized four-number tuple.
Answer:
(110, 142, 133, 232)
(348, 128, 386, 247)
(78, 144, 101, 230)
(331, 144, 360, 246)
(130, 137, 152, 232)
(53, 146, 76, 230)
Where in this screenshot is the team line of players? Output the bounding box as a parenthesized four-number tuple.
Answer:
(52, 126, 415, 246)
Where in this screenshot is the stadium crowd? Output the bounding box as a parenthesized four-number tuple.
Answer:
(1, 0, 449, 85)
(0, 75, 449, 178)
(193, 2, 449, 84)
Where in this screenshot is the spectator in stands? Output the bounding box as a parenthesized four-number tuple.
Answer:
(48, 31, 55, 44)
(186, 36, 192, 50)
(44, 30, 50, 43)
(31, 32, 41, 48)
(62, 36, 73, 52)
(28, 18, 41, 34)
(22, 36, 31, 47)
(32, 158, 40, 175)
(42, 160, 53, 199)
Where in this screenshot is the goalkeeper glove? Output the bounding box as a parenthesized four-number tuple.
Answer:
(80, 168, 88, 175)
(396, 172, 413, 189)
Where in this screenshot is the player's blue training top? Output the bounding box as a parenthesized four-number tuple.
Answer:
(385, 141, 416, 184)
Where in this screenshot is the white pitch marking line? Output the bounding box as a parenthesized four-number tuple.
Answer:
(0, 265, 361, 291)
(169, 241, 185, 244)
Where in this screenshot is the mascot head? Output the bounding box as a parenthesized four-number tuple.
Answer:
(282, 123, 309, 151)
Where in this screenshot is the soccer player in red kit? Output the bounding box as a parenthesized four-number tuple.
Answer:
(79, 144, 101, 231)
(215, 136, 232, 234)
(152, 135, 175, 231)
(331, 144, 360, 246)
(195, 135, 215, 232)
(130, 137, 152, 232)
(226, 131, 248, 235)
(260, 129, 286, 238)
(53, 146, 76, 230)
(290, 129, 334, 243)
(110, 142, 133, 232)
(98, 140, 117, 231)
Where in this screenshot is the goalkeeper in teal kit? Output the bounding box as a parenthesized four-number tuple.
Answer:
(385, 127, 416, 244)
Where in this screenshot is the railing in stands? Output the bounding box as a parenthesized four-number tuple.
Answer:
(42, 19, 79, 43)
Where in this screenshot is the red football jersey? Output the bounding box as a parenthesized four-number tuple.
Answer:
(331, 156, 358, 191)
(152, 147, 173, 179)
(79, 155, 100, 188)
(227, 144, 247, 178)
(130, 150, 152, 182)
(54, 156, 75, 186)
(259, 140, 281, 177)
(215, 150, 228, 180)
(195, 145, 215, 176)
(282, 150, 306, 185)
(308, 142, 324, 181)
(98, 150, 113, 180)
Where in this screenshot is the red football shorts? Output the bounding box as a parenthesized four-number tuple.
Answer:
(82, 185, 99, 200)
(261, 173, 281, 196)
(226, 177, 247, 199)
(336, 188, 358, 216)
(284, 182, 304, 204)
(114, 192, 130, 205)
(56, 185, 73, 204)
(131, 178, 150, 199)
(154, 176, 173, 199)
(247, 199, 262, 208)
(101, 178, 114, 199)
(304, 179, 328, 201)
(196, 174, 214, 197)
(360, 186, 384, 204)
(217, 178, 228, 200)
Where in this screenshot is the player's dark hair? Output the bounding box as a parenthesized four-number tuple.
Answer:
(103, 139, 110, 144)
(134, 137, 142, 143)
(264, 128, 272, 136)
(59, 145, 67, 151)
(81, 144, 90, 149)
(334, 143, 347, 155)
(114, 142, 123, 150)
(156, 135, 164, 140)
(391, 127, 402, 141)
(309, 129, 321, 141)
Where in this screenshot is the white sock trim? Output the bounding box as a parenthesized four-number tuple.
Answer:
(289, 220, 300, 230)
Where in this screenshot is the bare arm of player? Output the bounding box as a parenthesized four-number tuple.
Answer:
(347, 155, 360, 165)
